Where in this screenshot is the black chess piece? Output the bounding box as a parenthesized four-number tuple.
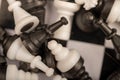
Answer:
(95, 19, 120, 60)
(76, 11, 120, 60)
(75, 8, 98, 32)
(20, 0, 47, 25)
(75, 0, 115, 32)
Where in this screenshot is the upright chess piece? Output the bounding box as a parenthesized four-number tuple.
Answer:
(0, 64, 39, 80)
(20, 0, 47, 25)
(6, 0, 39, 34)
(53, 0, 80, 40)
(48, 40, 92, 80)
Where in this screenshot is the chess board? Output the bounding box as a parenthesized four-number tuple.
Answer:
(0, 0, 120, 80)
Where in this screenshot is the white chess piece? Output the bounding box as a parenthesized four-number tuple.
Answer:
(6, 0, 39, 34)
(6, 37, 54, 77)
(53, 0, 80, 40)
(48, 40, 80, 72)
(106, 0, 120, 23)
(53, 75, 67, 80)
(75, 0, 98, 10)
(6, 65, 38, 80)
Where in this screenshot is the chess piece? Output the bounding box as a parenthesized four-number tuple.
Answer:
(6, 0, 39, 34)
(5, 17, 67, 74)
(75, 8, 99, 32)
(76, 11, 120, 60)
(1, 30, 54, 77)
(48, 40, 92, 80)
(20, 0, 47, 25)
(21, 17, 68, 55)
(90, 0, 120, 23)
(95, 18, 120, 60)
(18, 41, 57, 73)
(75, 0, 98, 10)
(53, 0, 80, 40)
(0, 64, 39, 80)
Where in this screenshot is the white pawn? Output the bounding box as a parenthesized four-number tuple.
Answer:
(106, 0, 120, 23)
(53, 75, 67, 80)
(6, 37, 54, 77)
(75, 0, 98, 10)
(48, 40, 80, 72)
(6, 64, 39, 80)
(53, 0, 80, 40)
(6, 0, 39, 34)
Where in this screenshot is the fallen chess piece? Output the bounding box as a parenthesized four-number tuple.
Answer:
(20, 17, 68, 55)
(6, 0, 39, 34)
(81, 11, 120, 60)
(95, 18, 120, 60)
(48, 40, 92, 80)
(0, 27, 54, 77)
